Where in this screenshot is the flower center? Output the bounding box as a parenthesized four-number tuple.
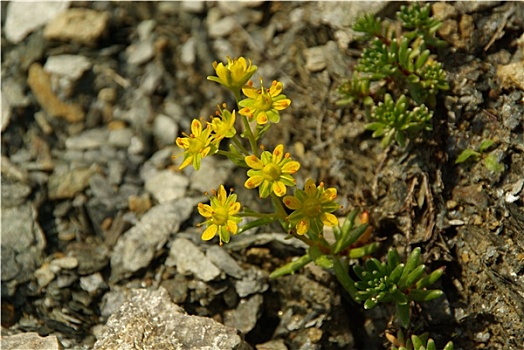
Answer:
(262, 162, 281, 181)
(188, 137, 205, 154)
(254, 93, 272, 111)
(213, 206, 229, 226)
(303, 198, 322, 218)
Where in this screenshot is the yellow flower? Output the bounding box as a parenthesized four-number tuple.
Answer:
(198, 185, 242, 244)
(238, 79, 291, 125)
(244, 144, 300, 198)
(284, 179, 339, 236)
(209, 105, 236, 145)
(207, 56, 257, 95)
(175, 119, 215, 170)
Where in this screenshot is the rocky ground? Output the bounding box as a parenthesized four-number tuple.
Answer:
(1, 1, 524, 350)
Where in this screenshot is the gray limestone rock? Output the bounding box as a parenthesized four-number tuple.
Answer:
(110, 198, 200, 281)
(1, 332, 63, 350)
(93, 287, 251, 350)
(165, 238, 221, 282)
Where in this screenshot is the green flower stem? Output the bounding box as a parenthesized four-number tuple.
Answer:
(240, 114, 259, 157)
(271, 193, 287, 217)
(216, 149, 243, 161)
(232, 89, 242, 104)
(231, 136, 249, 156)
(237, 211, 275, 219)
(333, 257, 358, 301)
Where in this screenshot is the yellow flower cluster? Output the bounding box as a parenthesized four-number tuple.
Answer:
(175, 56, 340, 244)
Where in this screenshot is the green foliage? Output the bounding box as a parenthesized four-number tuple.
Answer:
(269, 209, 376, 285)
(338, 3, 449, 148)
(353, 247, 444, 327)
(366, 94, 433, 148)
(455, 139, 504, 174)
(390, 330, 454, 350)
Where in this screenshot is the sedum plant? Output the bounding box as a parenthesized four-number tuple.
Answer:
(174, 55, 450, 346)
(388, 330, 454, 350)
(338, 3, 449, 148)
(352, 247, 444, 327)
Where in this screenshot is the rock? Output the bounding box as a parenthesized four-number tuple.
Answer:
(180, 37, 196, 65)
(65, 128, 110, 150)
(304, 46, 327, 72)
(144, 169, 189, 203)
(44, 8, 110, 47)
(44, 55, 92, 80)
(234, 268, 268, 298)
(208, 17, 238, 38)
(311, 2, 388, 28)
(161, 274, 189, 304)
(1, 332, 63, 350)
(153, 114, 178, 148)
(497, 61, 524, 91)
(126, 38, 155, 65)
(1, 246, 20, 281)
(431, 2, 458, 21)
(67, 241, 110, 275)
(110, 198, 200, 281)
(165, 238, 221, 282)
(1, 181, 32, 207)
(2, 78, 31, 131)
(93, 287, 251, 350)
(34, 263, 56, 288)
(47, 166, 97, 200)
(80, 273, 107, 294)
(27, 63, 85, 123)
(50, 257, 79, 271)
(3, 2, 69, 44)
(206, 245, 245, 279)
(108, 128, 134, 148)
(224, 294, 263, 334)
(189, 156, 234, 193)
(1, 203, 43, 254)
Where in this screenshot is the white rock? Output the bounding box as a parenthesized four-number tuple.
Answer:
(153, 114, 178, 148)
(44, 55, 92, 80)
(4, 2, 69, 43)
(145, 170, 189, 203)
(208, 17, 237, 38)
(165, 238, 221, 282)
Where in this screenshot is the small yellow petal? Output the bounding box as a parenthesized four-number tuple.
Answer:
(245, 175, 264, 189)
(322, 188, 337, 201)
(226, 220, 238, 235)
(228, 202, 241, 215)
(273, 99, 291, 110)
(201, 225, 218, 240)
(256, 112, 268, 125)
(197, 203, 213, 218)
(273, 181, 287, 197)
(191, 119, 202, 136)
(269, 81, 283, 96)
(179, 156, 193, 170)
(296, 219, 309, 235)
(217, 185, 227, 203)
(245, 155, 264, 169)
(304, 179, 317, 197)
(273, 144, 284, 163)
(321, 212, 339, 227)
(282, 161, 300, 174)
(283, 196, 302, 210)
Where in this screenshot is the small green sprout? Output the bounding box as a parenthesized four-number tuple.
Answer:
(353, 247, 444, 328)
(338, 3, 449, 148)
(455, 139, 504, 174)
(388, 330, 454, 350)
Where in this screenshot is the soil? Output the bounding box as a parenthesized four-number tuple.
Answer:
(1, 1, 523, 350)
